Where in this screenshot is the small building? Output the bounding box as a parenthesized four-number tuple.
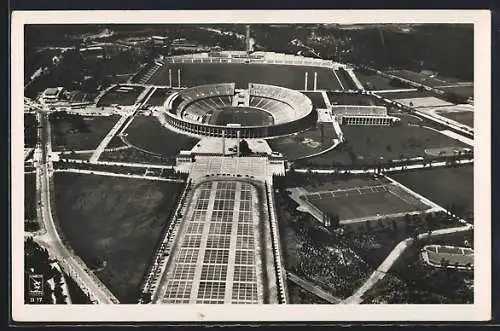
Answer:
(42, 87, 64, 104)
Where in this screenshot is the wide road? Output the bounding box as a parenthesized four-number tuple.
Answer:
(37, 112, 118, 304)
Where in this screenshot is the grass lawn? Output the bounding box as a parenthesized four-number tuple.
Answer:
(148, 63, 343, 90)
(96, 85, 145, 107)
(388, 69, 465, 88)
(389, 165, 473, 221)
(436, 110, 473, 127)
(25, 114, 38, 148)
(125, 116, 199, 157)
(53, 172, 185, 303)
(327, 92, 385, 106)
(50, 114, 120, 152)
(376, 90, 437, 100)
(144, 88, 172, 107)
(267, 122, 338, 160)
(438, 85, 474, 99)
(25, 173, 36, 221)
(286, 280, 329, 304)
(364, 230, 474, 304)
(296, 115, 468, 167)
(354, 71, 395, 91)
(302, 91, 327, 109)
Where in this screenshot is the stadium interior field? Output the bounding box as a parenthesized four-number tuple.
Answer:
(205, 107, 274, 126)
(145, 63, 344, 90)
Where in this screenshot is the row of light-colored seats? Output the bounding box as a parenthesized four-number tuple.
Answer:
(249, 96, 296, 124)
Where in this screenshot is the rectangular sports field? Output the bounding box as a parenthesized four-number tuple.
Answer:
(96, 85, 145, 107)
(53, 172, 185, 303)
(303, 182, 431, 221)
(390, 165, 473, 221)
(438, 85, 474, 99)
(146, 63, 343, 90)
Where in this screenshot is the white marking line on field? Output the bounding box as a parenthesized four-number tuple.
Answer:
(332, 69, 344, 90)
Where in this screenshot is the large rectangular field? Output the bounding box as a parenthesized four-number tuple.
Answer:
(390, 165, 473, 221)
(302, 182, 431, 221)
(50, 114, 120, 151)
(53, 172, 185, 303)
(124, 116, 199, 157)
(327, 92, 384, 106)
(435, 110, 474, 127)
(146, 63, 343, 90)
(267, 122, 338, 160)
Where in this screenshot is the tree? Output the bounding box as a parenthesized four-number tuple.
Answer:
(238, 139, 252, 156)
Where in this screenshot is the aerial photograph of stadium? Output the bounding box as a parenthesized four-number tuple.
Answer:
(21, 21, 477, 308)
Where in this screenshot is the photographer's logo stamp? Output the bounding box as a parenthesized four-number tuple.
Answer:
(28, 274, 43, 303)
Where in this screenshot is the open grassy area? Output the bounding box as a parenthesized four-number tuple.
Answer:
(286, 280, 330, 304)
(267, 122, 338, 160)
(147, 63, 344, 90)
(50, 114, 120, 152)
(24, 173, 37, 221)
(296, 115, 467, 167)
(25, 114, 38, 148)
(96, 85, 145, 107)
(390, 165, 473, 221)
(436, 110, 473, 127)
(124, 116, 199, 157)
(302, 91, 327, 109)
(53, 172, 185, 303)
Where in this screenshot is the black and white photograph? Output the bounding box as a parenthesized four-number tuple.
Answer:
(11, 10, 491, 322)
